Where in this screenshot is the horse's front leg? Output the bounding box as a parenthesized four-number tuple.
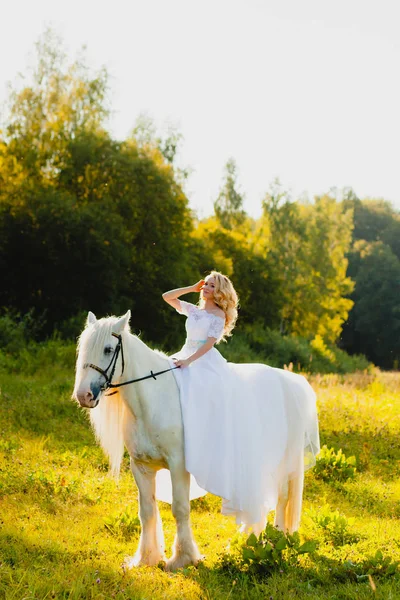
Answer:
(126, 460, 165, 567)
(166, 461, 202, 571)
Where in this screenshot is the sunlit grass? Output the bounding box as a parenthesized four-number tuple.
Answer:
(1, 367, 400, 598)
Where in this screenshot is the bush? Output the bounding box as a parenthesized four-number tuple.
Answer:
(0, 310, 46, 354)
(314, 445, 357, 482)
(0, 311, 75, 374)
(308, 504, 360, 546)
(0, 333, 76, 375)
(104, 508, 141, 539)
(0, 310, 371, 376)
(218, 523, 316, 575)
(330, 550, 400, 581)
(220, 323, 371, 374)
(26, 470, 78, 499)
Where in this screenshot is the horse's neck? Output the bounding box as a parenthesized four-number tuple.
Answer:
(126, 333, 169, 375)
(121, 333, 175, 422)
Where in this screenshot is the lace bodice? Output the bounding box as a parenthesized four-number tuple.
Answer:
(177, 300, 225, 343)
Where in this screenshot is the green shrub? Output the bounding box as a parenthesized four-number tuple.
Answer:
(308, 504, 360, 545)
(218, 523, 316, 575)
(26, 470, 79, 499)
(104, 508, 141, 538)
(0, 310, 37, 354)
(0, 337, 76, 374)
(330, 550, 400, 582)
(221, 323, 370, 374)
(242, 323, 313, 370)
(314, 445, 357, 482)
(0, 310, 371, 376)
(219, 332, 269, 365)
(55, 311, 88, 340)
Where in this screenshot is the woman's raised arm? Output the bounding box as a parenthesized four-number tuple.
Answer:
(162, 280, 204, 311)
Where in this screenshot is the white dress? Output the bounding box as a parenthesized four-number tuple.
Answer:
(156, 300, 320, 527)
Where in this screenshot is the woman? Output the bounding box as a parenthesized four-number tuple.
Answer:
(161, 271, 319, 528)
(163, 272, 237, 367)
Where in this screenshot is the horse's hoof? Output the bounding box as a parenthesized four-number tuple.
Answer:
(124, 553, 165, 569)
(165, 554, 203, 571)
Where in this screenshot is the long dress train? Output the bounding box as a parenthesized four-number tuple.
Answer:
(156, 300, 320, 527)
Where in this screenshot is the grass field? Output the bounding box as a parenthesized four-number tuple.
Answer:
(1, 361, 400, 599)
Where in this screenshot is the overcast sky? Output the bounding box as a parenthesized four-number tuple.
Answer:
(1, 0, 399, 218)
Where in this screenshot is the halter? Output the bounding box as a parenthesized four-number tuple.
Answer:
(83, 332, 178, 397)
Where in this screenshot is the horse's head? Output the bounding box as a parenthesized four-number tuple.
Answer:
(73, 310, 131, 408)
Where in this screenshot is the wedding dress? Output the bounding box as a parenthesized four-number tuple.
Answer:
(156, 300, 320, 526)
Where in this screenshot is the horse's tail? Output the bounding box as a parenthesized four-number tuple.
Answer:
(90, 392, 125, 477)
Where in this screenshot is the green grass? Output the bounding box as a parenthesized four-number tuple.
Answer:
(1, 365, 400, 599)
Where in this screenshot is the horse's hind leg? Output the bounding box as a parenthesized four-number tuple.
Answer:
(275, 479, 289, 532)
(166, 462, 201, 571)
(126, 460, 165, 567)
(284, 457, 304, 534)
(274, 455, 305, 534)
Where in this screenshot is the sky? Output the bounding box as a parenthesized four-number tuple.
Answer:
(1, 0, 399, 218)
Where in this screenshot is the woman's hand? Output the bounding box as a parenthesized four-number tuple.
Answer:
(192, 280, 205, 293)
(173, 358, 191, 368)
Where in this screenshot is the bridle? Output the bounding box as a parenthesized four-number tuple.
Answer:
(83, 332, 179, 397)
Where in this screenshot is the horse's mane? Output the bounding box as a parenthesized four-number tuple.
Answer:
(77, 316, 168, 368)
(75, 315, 169, 477)
(76, 316, 121, 371)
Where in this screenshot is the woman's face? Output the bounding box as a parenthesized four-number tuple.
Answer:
(201, 276, 216, 300)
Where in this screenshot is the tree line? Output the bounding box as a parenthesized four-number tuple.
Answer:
(0, 32, 399, 368)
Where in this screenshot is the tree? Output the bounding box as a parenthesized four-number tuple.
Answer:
(214, 158, 246, 230)
(342, 193, 400, 247)
(1, 28, 109, 192)
(341, 241, 400, 368)
(262, 182, 354, 342)
(0, 32, 196, 347)
(0, 188, 130, 329)
(192, 216, 281, 330)
(131, 114, 191, 184)
(340, 193, 400, 366)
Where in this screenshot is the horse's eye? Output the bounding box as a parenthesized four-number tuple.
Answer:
(104, 345, 113, 355)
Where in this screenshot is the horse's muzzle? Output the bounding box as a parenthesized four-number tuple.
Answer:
(76, 390, 100, 409)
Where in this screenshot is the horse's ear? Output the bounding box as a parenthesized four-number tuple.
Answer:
(113, 310, 131, 334)
(87, 311, 97, 325)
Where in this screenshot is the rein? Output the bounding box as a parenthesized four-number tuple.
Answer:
(83, 332, 179, 397)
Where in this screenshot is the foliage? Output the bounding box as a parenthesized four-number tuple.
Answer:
(0, 309, 42, 353)
(220, 324, 370, 374)
(308, 504, 359, 546)
(213, 158, 246, 230)
(192, 217, 281, 331)
(26, 470, 79, 499)
(0, 314, 370, 377)
(0, 35, 196, 347)
(1, 28, 109, 188)
(1, 29, 399, 369)
(104, 508, 141, 538)
(262, 182, 354, 342)
(0, 325, 76, 375)
(342, 239, 400, 369)
(361, 550, 400, 577)
(219, 524, 317, 575)
(343, 194, 400, 258)
(329, 551, 400, 582)
(314, 445, 357, 482)
(341, 193, 400, 368)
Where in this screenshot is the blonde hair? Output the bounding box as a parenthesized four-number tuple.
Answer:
(200, 271, 239, 341)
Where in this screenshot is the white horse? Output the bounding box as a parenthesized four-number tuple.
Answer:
(73, 310, 318, 570)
